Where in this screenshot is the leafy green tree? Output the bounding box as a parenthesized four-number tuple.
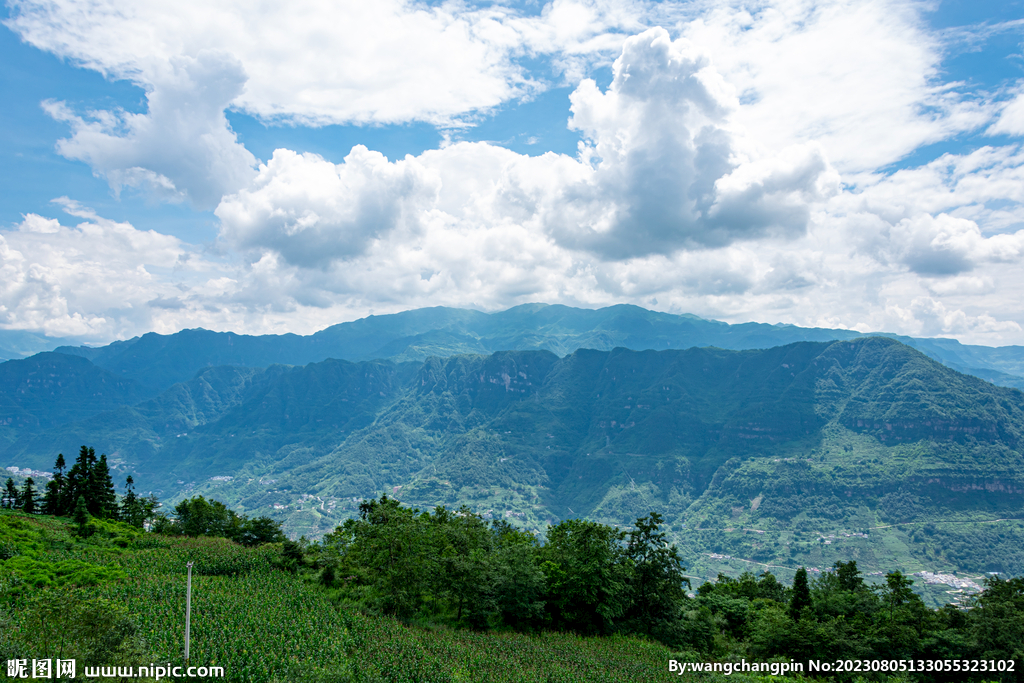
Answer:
(968, 575, 1024, 667)
(622, 512, 690, 638)
(873, 570, 924, 659)
(21, 478, 37, 514)
(429, 506, 495, 627)
(835, 560, 865, 592)
(171, 496, 242, 538)
(541, 518, 629, 635)
(789, 566, 812, 621)
(880, 570, 916, 621)
(491, 522, 546, 630)
(238, 515, 286, 547)
(325, 496, 433, 619)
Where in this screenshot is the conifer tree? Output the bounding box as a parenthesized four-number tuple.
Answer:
(21, 478, 37, 514)
(93, 454, 118, 519)
(73, 494, 91, 537)
(789, 566, 813, 621)
(43, 453, 67, 515)
(63, 446, 94, 515)
(120, 475, 144, 529)
(3, 478, 20, 509)
(84, 448, 108, 517)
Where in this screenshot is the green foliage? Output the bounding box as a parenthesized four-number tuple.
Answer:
(5, 507, 1024, 682)
(161, 495, 286, 547)
(73, 494, 91, 537)
(541, 517, 630, 635)
(790, 566, 812, 620)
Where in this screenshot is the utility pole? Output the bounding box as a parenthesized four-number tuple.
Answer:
(185, 561, 194, 663)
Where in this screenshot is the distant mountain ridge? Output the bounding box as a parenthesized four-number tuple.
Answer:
(33, 303, 1024, 391)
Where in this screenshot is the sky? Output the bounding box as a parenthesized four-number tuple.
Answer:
(2, 0, 1024, 347)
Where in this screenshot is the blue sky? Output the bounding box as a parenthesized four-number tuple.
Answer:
(2, 0, 1024, 346)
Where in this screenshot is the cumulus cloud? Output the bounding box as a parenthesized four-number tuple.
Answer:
(216, 147, 438, 268)
(553, 28, 837, 257)
(43, 51, 257, 209)
(889, 213, 1024, 276)
(5, 1, 1024, 347)
(216, 28, 838, 264)
(0, 203, 196, 337)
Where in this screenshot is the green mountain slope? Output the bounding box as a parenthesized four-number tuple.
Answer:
(5, 337, 1023, 585)
(0, 352, 145, 447)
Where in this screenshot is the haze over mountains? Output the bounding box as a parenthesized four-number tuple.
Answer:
(2, 304, 1024, 589)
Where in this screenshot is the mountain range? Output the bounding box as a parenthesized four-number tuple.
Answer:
(2, 303, 1024, 591)
(1, 304, 1022, 390)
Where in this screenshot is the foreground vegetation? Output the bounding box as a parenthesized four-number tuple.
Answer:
(3, 492, 1023, 682)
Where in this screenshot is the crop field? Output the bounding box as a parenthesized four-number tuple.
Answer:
(0, 513, 698, 682)
(0, 510, 975, 683)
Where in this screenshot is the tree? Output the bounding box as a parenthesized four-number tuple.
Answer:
(3, 478, 21, 510)
(43, 453, 67, 515)
(880, 570, 915, 621)
(541, 518, 630, 635)
(238, 516, 286, 547)
(335, 495, 433, 619)
(64, 446, 95, 516)
(491, 521, 546, 630)
(21, 478, 37, 514)
(835, 560, 865, 592)
(119, 476, 144, 529)
(429, 506, 495, 628)
(623, 512, 690, 637)
(172, 496, 241, 538)
(89, 453, 117, 519)
(73, 495, 91, 537)
(789, 566, 812, 621)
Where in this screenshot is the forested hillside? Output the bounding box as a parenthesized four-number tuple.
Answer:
(2, 336, 1024, 586)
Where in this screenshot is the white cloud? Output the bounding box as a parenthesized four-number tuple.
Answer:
(0, 203, 210, 338)
(216, 28, 837, 265)
(988, 85, 1024, 137)
(5, 1, 1024, 347)
(6, 0, 550, 126)
(42, 51, 257, 210)
(216, 146, 439, 267)
(888, 213, 1024, 276)
(680, 0, 994, 173)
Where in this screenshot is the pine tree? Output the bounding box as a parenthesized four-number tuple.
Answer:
(21, 478, 37, 514)
(789, 566, 813, 621)
(84, 448, 107, 517)
(3, 478, 20, 510)
(73, 494, 91, 537)
(93, 454, 118, 519)
(120, 475, 144, 529)
(64, 446, 94, 515)
(43, 453, 67, 515)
